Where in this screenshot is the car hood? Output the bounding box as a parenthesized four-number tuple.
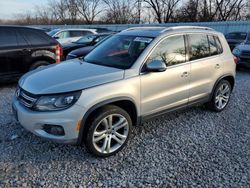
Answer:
(19, 59, 124, 95)
(235, 44, 250, 51)
(70, 46, 94, 56)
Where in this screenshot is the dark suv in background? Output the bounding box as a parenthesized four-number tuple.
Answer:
(225, 32, 249, 50)
(0, 26, 62, 82)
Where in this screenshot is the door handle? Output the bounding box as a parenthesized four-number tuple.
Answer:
(215, 64, 220, 69)
(181, 72, 189, 77)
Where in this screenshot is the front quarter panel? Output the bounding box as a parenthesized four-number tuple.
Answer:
(76, 76, 141, 117)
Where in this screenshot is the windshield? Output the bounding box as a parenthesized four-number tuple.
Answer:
(94, 35, 111, 46)
(47, 29, 60, 36)
(226, 32, 247, 40)
(76, 35, 96, 44)
(84, 35, 153, 69)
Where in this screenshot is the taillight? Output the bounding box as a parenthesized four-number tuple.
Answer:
(55, 45, 63, 63)
(233, 55, 238, 64)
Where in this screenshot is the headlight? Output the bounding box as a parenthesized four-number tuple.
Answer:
(232, 48, 241, 55)
(34, 91, 81, 111)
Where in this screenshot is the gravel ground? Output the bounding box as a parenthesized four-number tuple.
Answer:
(0, 70, 250, 187)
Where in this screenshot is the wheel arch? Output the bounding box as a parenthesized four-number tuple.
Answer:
(210, 74, 235, 100)
(77, 97, 139, 145)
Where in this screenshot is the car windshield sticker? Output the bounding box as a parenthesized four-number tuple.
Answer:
(134, 37, 153, 43)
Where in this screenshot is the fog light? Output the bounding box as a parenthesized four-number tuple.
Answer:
(43, 124, 65, 136)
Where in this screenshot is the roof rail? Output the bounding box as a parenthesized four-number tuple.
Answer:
(122, 26, 166, 32)
(160, 26, 214, 33)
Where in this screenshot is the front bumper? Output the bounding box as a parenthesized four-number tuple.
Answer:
(12, 97, 86, 144)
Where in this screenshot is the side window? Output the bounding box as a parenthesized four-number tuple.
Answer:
(82, 31, 93, 35)
(22, 30, 48, 46)
(16, 30, 29, 46)
(214, 36, 223, 54)
(0, 29, 17, 47)
(148, 35, 186, 66)
(70, 31, 86, 37)
(208, 35, 223, 56)
(208, 35, 218, 56)
(189, 34, 210, 61)
(56, 31, 70, 39)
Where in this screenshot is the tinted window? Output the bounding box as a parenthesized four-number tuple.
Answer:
(208, 35, 223, 56)
(208, 35, 218, 55)
(70, 31, 92, 37)
(226, 32, 247, 40)
(22, 29, 49, 46)
(0, 29, 17, 47)
(16, 30, 29, 46)
(70, 31, 83, 37)
(189, 34, 210, 61)
(215, 36, 223, 54)
(148, 35, 186, 66)
(82, 31, 93, 35)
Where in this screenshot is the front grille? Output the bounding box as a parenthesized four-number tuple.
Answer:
(17, 87, 38, 108)
(241, 51, 250, 57)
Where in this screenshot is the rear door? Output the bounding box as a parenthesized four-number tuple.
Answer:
(0, 28, 20, 77)
(188, 33, 224, 103)
(7, 29, 31, 74)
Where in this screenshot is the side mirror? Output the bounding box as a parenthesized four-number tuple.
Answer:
(146, 60, 167, 72)
(53, 36, 60, 39)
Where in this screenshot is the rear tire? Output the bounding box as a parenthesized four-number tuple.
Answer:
(84, 105, 132, 157)
(29, 61, 50, 71)
(206, 79, 232, 112)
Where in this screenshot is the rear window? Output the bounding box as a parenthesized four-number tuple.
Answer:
(0, 29, 17, 47)
(21, 29, 53, 46)
(226, 32, 247, 40)
(189, 34, 210, 61)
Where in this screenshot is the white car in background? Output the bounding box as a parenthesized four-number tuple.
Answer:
(47, 29, 97, 44)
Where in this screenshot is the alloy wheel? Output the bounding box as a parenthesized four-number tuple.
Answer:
(215, 83, 230, 110)
(92, 114, 129, 154)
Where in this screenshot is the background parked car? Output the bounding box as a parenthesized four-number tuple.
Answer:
(225, 31, 249, 50)
(232, 36, 250, 68)
(66, 34, 113, 60)
(47, 28, 97, 44)
(63, 33, 113, 57)
(0, 26, 62, 82)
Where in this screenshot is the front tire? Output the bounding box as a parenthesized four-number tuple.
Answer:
(84, 105, 132, 157)
(206, 80, 232, 112)
(29, 61, 50, 71)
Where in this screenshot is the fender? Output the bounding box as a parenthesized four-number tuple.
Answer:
(210, 74, 235, 100)
(77, 97, 138, 145)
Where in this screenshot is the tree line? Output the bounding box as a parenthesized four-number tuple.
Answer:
(2, 0, 250, 25)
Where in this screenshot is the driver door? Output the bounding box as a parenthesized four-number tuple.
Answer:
(140, 35, 190, 117)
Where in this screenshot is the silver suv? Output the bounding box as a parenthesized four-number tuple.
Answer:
(13, 26, 236, 157)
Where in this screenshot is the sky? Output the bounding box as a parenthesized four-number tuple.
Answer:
(0, 0, 49, 19)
